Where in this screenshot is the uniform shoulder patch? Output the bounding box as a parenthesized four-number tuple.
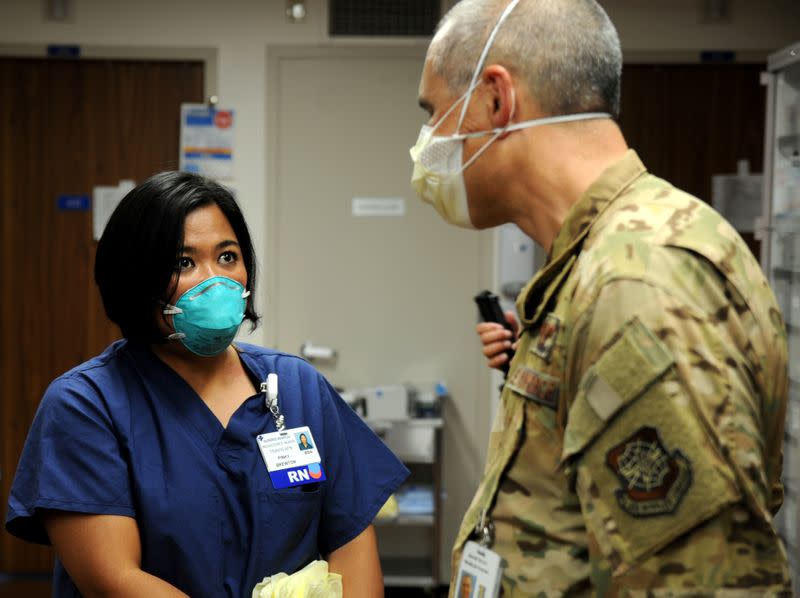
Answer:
(606, 426, 692, 517)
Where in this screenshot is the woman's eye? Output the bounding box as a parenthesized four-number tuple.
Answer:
(176, 256, 194, 271)
(219, 251, 238, 265)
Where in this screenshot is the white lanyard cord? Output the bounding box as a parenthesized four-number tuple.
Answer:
(262, 373, 285, 431)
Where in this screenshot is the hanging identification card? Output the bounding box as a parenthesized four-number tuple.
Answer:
(256, 426, 326, 489)
(455, 540, 503, 598)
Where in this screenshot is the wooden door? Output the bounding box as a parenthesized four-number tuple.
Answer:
(618, 63, 767, 256)
(0, 57, 204, 576)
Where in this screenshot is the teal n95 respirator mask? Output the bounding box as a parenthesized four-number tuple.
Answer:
(163, 276, 250, 357)
(409, 0, 611, 228)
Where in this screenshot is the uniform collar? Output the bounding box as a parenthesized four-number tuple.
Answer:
(516, 150, 647, 328)
(124, 341, 268, 446)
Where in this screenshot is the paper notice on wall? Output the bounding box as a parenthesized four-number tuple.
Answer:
(180, 104, 235, 180)
(92, 180, 135, 241)
(351, 197, 405, 217)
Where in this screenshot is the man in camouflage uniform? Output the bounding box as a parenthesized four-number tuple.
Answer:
(409, 0, 792, 595)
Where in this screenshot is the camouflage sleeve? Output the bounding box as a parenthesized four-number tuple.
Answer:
(561, 259, 791, 595)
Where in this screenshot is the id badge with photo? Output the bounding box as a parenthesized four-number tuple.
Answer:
(455, 540, 503, 598)
(256, 425, 326, 489)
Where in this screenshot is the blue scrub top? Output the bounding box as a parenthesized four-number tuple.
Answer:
(6, 340, 409, 597)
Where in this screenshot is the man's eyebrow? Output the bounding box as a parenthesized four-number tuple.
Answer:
(418, 97, 433, 115)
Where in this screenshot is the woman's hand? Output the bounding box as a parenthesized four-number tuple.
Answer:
(327, 524, 382, 598)
(42, 511, 189, 598)
(476, 310, 519, 371)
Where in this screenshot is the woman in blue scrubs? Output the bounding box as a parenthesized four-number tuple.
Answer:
(5, 172, 409, 597)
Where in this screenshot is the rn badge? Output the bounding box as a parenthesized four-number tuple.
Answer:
(606, 426, 691, 517)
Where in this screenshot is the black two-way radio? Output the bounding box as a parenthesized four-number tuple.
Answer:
(473, 290, 516, 376)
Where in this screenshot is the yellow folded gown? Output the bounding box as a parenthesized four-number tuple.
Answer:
(252, 560, 342, 598)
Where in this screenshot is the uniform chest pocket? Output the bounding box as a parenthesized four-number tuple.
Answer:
(260, 481, 323, 504)
(255, 467, 323, 532)
(256, 483, 323, 563)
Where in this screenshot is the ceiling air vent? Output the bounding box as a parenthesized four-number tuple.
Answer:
(329, 0, 441, 37)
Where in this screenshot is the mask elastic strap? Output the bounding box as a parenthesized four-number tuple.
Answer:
(502, 111, 612, 133)
(163, 304, 185, 341)
(427, 79, 482, 139)
(460, 111, 612, 172)
(456, 0, 521, 133)
(460, 88, 517, 171)
(453, 111, 612, 142)
(242, 290, 251, 299)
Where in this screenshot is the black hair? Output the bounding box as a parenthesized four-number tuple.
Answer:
(95, 171, 260, 344)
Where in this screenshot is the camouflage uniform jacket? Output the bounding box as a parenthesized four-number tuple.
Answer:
(450, 151, 792, 597)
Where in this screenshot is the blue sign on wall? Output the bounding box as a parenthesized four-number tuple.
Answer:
(47, 45, 81, 59)
(57, 194, 91, 211)
(700, 50, 736, 63)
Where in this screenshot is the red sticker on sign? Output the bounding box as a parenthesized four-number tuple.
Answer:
(214, 111, 232, 129)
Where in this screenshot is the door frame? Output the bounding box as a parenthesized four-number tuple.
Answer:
(0, 44, 217, 100)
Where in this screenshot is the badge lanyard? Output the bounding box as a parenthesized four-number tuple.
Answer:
(475, 508, 495, 548)
(261, 372, 285, 431)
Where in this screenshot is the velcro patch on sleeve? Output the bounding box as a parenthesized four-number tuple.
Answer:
(586, 316, 673, 419)
(562, 317, 674, 460)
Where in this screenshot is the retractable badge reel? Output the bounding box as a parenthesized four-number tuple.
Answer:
(455, 509, 503, 598)
(256, 373, 327, 489)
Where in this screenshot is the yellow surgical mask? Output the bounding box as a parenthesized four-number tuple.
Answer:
(409, 100, 611, 229)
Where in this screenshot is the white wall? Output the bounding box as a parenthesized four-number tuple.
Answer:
(2, 0, 798, 347)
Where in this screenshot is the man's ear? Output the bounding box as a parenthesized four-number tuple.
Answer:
(483, 64, 515, 138)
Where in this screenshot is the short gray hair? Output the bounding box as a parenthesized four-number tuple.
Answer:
(428, 0, 622, 118)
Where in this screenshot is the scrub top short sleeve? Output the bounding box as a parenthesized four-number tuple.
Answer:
(6, 365, 134, 544)
(314, 376, 409, 555)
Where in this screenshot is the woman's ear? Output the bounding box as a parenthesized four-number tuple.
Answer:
(483, 64, 515, 138)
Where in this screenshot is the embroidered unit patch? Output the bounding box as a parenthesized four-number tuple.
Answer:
(606, 426, 692, 517)
(506, 367, 560, 409)
(531, 313, 560, 362)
